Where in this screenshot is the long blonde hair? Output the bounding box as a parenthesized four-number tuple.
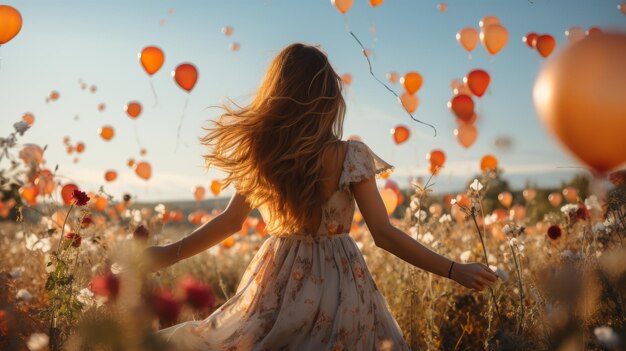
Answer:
(201, 43, 346, 234)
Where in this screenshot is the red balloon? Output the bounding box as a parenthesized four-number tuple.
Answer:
(448, 94, 475, 122)
(427, 149, 446, 167)
(60, 184, 78, 205)
(391, 125, 410, 145)
(172, 63, 198, 92)
(536, 34, 556, 58)
(464, 69, 490, 97)
(523, 33, 539, 48)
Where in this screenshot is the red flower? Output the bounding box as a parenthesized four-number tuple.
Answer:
(149, 289, 182, 325)
(178, 276, 215, 310)
(72, 189, 90, 206)
(133, 225, 149, 241)
(575, 205, 590, 221)
(89, 273, 120, 301)
(81, 215, 92, 228)
(547, 225, 562, 240)
(64, 232, 82, 247)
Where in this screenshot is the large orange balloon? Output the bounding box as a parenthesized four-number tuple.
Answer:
(134, 161, 152, 180)
(562, 187, 578, 203)
(480, 154, 498, 171)
(454, 123, 478, 149)
(60, 184, 78, 205)
(548, 192, 562, 207)
(533, 33, 626, 173)
(210, 180, 222, 196)
(479, 15, 500, 29)
(448, 94, 474, 122)
(480, 24, 509, 55)
(523, 33, 539, 48)
(391, 125, 410, 145)
(464, 69, 490, 97)
(172, 63, 198, 92)
(535, 34, 556, 58)
(193, 186, 205, 202)
(428, 150, 446, 175)
(0, 5, 22, 45)
(19, 185, 38, 206)
(331, 0, 353, 14)
(139, 46, 165, 76)
(399, 93, 419, 113)
(400, 72, 423, 94)
(125, 101, 142, 118)
(379, 189, 398, 216)
(456, 27, 479, 52)
(104, 170, 118, 182)
(523, 189, 536, 202)
(98, 126, 115, 141)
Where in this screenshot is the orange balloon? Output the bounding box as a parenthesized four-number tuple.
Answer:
(498, 191, 513, 208)
(399, 92, 419, 113)
(565, 27, 585, 44)
(221, 236, 236, 249)
(75, 142, 85, 153)
(193, 186, 205, 202)
(400, 72, 423, 94)
(480, 154, 498, 171)
(386, 71, 399, 84)
(379, 189, 398, 215)
(523, 33, 539, 48)
(22, 112, 34, 126)
(19, 185, 38, 206)
(427, 150, 446, 175)
(391, 125, 410, 145)
(125, 101, 142, 118)
(89, 85, 97, 93)
(448, 94, 474, 122)
(19, 144, 44, 165)
(94, 196, 108, 212)
(562, 187, 578, 203)
(98, 103, 106, 112)
(369, 0, 384, 6)
(456, 27, 479, 52)
(456, 113, 478, 125)
(455, 193, 470, 208)
(60, 184, 78, 205)
(429, 203, 442, 217)
(99, 126, 115, 141)
(104, 170, 118, 182)
(172, 63, 198, 92)
(210, 180, 222, 196)
(134, 161, 152, 180)
(443, 194, 453, 209)
(127, 158, 135, 167)
(331, 0, 353, 14)
(536, 34, 556, 58)
(548, 192, 563, 207)
(453, 83, 472, 96)
(341, 73, 352, 85)
(140, 148, 147, 156)
(523, 189, 537, 202)
(464, 69, 490, 97)
(619, 3, 626, 15)
(230, 42, 240, 52)
(139, 46, 165, 76)
(479, 15, 500, 29)
(437, 3, 448, 12)
(454, 123, 478, 149)
(533, 33, 626, 173)
(586, 27, 602, 36)
(221, 26, 234, 36)
(0, 5, 22, 45)
(480, 23, 509, 55)
(49, 91, 60, 101)
(34, 169, 54, 196)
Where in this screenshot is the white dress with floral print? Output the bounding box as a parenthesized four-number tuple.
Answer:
(157, 140, 411, 350)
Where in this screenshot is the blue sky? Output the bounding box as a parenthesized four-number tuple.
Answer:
(1, 0, 624, 201)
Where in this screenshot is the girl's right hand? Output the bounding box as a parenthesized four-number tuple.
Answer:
(451, 262, 498, 291)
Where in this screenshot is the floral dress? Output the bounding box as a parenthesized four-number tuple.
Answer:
(157, 140, 411, 351)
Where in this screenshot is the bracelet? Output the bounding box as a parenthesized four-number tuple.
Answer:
(448, 261, 455, 279)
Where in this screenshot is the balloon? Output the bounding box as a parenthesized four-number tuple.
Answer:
(480, 154, 498, 171)
(464, 69, 490, 97)
(19, 144, 44, 165)
(193, 186, 205, 202)
(400, 72, 423, 94)
(511, 205, 526, 221)
(480, 24, 509, 55)
(379, 189, 398, 216)
(331, 0, 353, 14)
(127, 158, 135, 167)
(448, 94, 475, 122)
(523, 189, 536, 202)
(437, 3, 447, 12)
(341, 74, 352, 85)
(98, 126, 115, 141)
(221, 236, 235, 249)
(134, 161, 152, 180)
(386, 71, 399, 84)
(533, 33, 626, 173)
(428, 150, 446, 175)
(49, 91, 60, 101)
(523, 33, 539, 48)
(456, 27, 479, 52)
(140, 148, 147, 156)
(97, 103, 106, 112)
(353, 210, 363, 223)
(536, 34, 556, 58)
(399, 93, 419, 113)
(429, 203, 442, 217)
(455, 193, 470, 208)
(60, 184, 78, 205)
(90, 85, 97, 93)
(391, 125, 410, 145)
(63, 136, 70, 145)
(562, 187, 578, 203)
(453, 83, 472, 96)
(104, 170, 117, 182)
(548, 192, 562, 207)
(139, 46, 165, 75)
(384, 179, 399, 193)
(454, 123, 478, 149)
(457, 113, 477, 126)
(230, 42, 240, 52)
(565, 27, 585, 44)
(479, 15, 500, 29)
(34, 169, 54, 196)
(75, 142, 85, 153)
(94, 196, 108, 211)
(125, 101, 142, 118)
(19, 185, 38, 206)
(619, 2, 626, 15)
(221, 26, 233, 36)
(498, 191, 513, 208)
(66, 145, 74, 154)
(22, 113, 34, 126)
(0, 5, 22, 45)
(210, 180, 222, 196)
(172, 63, 198, 92)
(443, 194, 453, 208)
(586, 27, 602, 36)
(369, 0, 384, 6)
(450, 79, 463, 91)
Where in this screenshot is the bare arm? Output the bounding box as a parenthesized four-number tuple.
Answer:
(144, 192, 252, 271)
(352, 177, 498, 290)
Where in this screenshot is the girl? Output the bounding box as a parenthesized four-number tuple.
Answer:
(145, 43, 498, 350)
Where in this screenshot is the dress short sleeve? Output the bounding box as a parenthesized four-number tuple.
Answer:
(339, 140, 394, 190)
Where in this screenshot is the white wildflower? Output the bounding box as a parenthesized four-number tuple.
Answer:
(76, 287, 105, 309)
(469, 179, 483, 192)
(154, 204, 166, 214)
(594, 326, 620, 349)
(132, 209, 142, 222)
(484, 213, 498, 226)
(13, 121, 30, 136)
(560, 249, 582, 260)
(460, 250, 471, 263)
(10, 266, 24, 279)
(450, 198, 457, 205)
(26, 333, 49, 351)
(409, 198, 419, 211)
(414, 210, 427, 222)
(560, 204, 578, 215)
(25, 234, 51, 253)
(15, 230, 24, 239)
(420, 232, 434, 244)
(438, 214, 452, 223)
(584, 195, 601, 212)
(502, 224, 513, 235)
(16, 289, 33, 301)
(489, 265, 509, 282)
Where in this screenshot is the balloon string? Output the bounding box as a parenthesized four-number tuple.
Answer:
(348, 31, 437, 137)
(343, 15, 351, 32)
(175, 95, 190, 152)
(133, 120, 142, 149)
(150, 78, 159, 107)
